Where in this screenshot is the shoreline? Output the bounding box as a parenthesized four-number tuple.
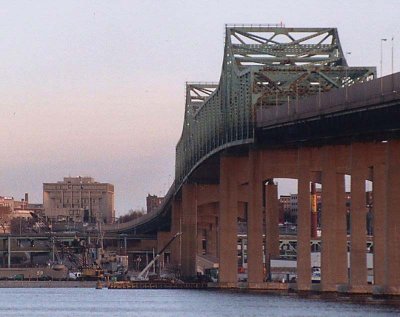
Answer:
(0, 281, 400, 305)
(1, 280, 400, 301)
(0, 280, 97, 288)
(0, 280, 398, 296)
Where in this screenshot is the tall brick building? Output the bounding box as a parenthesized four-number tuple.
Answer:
(146, 194, 164, 214)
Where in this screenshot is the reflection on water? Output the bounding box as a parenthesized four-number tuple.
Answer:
(0, 288, 399, 317)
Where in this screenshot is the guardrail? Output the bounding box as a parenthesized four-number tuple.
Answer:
(256, 72, 400, 128)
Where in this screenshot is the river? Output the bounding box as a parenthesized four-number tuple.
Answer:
(0, 288, 400, 316)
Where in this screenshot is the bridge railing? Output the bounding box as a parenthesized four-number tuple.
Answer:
(257, 72, 400, 127)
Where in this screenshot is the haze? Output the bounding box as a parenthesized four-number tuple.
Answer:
(0, 0, 398, 215)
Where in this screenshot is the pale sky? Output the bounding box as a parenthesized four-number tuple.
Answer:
(0, 0, 399, 216)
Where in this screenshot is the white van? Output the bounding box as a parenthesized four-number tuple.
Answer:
(68, 272, 82, 280)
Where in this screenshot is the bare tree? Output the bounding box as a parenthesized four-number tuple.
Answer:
(10, 218, 34, 235)
(118, 208, 145, 223)
(0, 217, 8, 233)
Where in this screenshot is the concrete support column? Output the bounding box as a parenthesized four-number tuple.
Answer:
(157, 231, 171, 252)
(321, 158, 337, 291)
(182, 184, 197, 277)
(372, 144, 387, 287)
(7, 236, 11, 268)
(207, 203, 218, 257)
(181, 183, 197, 278)
(197, 228, 205, 255)
(170, 199, 182, 267)
(321, 147, 348, 291)
(297, 160, 311, 291)
(198, 203, 216, 257)
(335, 173, 349, 286)
(219, 156, 239, 287)
(157, 231, 172, 268)
(123, 236, 127, 256)
(350, 167, 367, 289)
(265, 181, 280, 278)
(386, 140, 400, 293)
(247, 150, 264, 285)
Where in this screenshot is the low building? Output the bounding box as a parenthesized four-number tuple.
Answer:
(146, 194, 164, 213)
(0, 193, 41, 233)
(0, 204, 11, 233)
(0, 195, 27, 212)
(43, 176, 115, 224)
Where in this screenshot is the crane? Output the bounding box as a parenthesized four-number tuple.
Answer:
(137, 232, 182, 280)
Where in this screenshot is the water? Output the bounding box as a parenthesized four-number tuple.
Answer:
(0, 288, 400, 317)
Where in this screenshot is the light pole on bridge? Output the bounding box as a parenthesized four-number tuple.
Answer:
(380, 38, 387, 78)
(380, 38, 388, 94)
(391, 37, 394, 75)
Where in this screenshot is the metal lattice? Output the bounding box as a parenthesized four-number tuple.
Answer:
(175, 26, 376, 186)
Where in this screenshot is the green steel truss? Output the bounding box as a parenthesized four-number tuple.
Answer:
(175, 26, 376, 185)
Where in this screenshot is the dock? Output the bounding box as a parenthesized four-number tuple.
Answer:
(107, 281, 208, 289)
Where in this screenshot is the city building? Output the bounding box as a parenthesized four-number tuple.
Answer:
(278, 195, 291, 223)
(0, 197, 12, 233)
(43, 176, 115, 224)
(146, 194, 164, 213)
(0, 194, 43, 233)
(0, 194, 29, 212)
(290, 194, 298, 218)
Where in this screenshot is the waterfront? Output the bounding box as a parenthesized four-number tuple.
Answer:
(0, 289, 400, 317)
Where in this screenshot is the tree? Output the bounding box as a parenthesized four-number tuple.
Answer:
(118, 208, 145, 223)
(10, 217, 35, 234)
(0, 217, 8, 233)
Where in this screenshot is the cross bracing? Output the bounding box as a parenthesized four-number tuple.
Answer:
(175, 26, 376, 186)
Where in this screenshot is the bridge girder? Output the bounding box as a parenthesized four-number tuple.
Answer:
(225, 27, 375, 107)
(176, 26, 375, 187)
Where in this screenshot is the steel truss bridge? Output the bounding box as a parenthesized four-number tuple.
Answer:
(176, 26, 374, 186)
(105, 25, 384, 235)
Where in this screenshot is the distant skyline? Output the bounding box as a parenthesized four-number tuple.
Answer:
(1, 1, 399, 216)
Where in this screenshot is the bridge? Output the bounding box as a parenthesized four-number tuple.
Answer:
(104, 26, 400, 295)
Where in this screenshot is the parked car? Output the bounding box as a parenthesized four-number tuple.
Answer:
(8, 274, 24, 281)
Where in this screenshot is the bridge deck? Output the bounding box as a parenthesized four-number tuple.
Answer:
(256, 73, 400, 146)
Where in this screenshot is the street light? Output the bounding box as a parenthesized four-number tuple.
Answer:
(391, 37, 394, 75)
(345, 52, 352, 80)
(381, 38, 387, 77)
